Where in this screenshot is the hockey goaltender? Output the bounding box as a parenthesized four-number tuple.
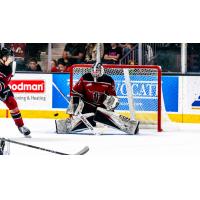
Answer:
(55, 63, 139, 135)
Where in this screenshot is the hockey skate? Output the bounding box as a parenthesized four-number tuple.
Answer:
(18, 126, 31, 137)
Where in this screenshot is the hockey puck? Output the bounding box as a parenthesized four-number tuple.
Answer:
(54, 113, 59, 117)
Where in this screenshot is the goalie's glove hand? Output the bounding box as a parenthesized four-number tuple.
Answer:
(103, 95, 119, 110)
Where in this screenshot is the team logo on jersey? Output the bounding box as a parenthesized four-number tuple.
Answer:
(9, 80, 45, 93)
(93, 91, 104, 104)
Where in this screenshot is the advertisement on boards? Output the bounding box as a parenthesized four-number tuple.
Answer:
(0, 74, 52, 110)
(52, 74, 179, 113)
(183, 76, 200, 113)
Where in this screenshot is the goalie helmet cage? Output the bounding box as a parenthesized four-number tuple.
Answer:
(70, 64, 163, 132)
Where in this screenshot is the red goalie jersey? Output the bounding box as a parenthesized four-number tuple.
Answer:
(72, 73, 116, 107)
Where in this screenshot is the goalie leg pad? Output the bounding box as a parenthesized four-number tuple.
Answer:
(55, 113, 95, 134)
(67, 96, 84, 115)
(94, 107, 139, 134)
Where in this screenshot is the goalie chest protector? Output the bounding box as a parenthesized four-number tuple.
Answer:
(73, 73, 116, 104)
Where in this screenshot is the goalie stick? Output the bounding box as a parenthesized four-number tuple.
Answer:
(0, 138, 89, 155)
(52, 81, 94, 132)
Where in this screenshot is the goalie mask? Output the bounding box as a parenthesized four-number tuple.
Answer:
(91, 63, 104, 79)
(0, 47, 15, 66)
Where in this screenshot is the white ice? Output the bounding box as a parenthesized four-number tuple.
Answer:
(1, 118, 200, 156)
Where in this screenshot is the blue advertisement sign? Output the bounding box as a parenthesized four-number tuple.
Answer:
(52, 74, 179, 113)
(115, 75, 178, 112)
(162, 76, 178, 112)
(52, 74, 70, 109)
(114, 75, 158, 111)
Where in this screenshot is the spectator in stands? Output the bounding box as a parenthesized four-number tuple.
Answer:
(146, 44, 154, 63)
(128, 60, 135, 65)
(103, 43, 122, 64)
(6, 43, 27, 71)
(118, 43, 135, 64)
(26, 58, 42, 72)
(57, 50, 71, 67)
(84, 43, 104, 63)
(64, 43, 86, 64)
(9, 43, 26, 58)
(122, 43, 135, 55)
(25, 43, 48, 62)
(103, 43, 111, 52)
(51, 59, 58, 72)
(54, 59, 70, 73)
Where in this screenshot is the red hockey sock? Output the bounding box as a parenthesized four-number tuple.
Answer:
(4, 96, 24, 127)
(10, 109, 24, 127)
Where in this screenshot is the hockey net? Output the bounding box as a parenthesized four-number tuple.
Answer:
(70, 64, 164, 132)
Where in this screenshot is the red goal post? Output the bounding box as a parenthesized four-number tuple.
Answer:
(69, 64, 162, 132)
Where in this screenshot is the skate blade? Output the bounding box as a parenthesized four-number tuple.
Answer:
(24, 135, 32, 138)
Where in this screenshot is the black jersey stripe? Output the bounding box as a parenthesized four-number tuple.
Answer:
(11, 113, 21, 119)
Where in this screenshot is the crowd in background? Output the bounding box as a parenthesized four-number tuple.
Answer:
(1, 43, 200, 73)
(51, 43, 135, 73)
(0, 43, 135, 73)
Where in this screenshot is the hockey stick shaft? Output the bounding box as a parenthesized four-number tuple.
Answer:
(0, 138, 89, 155)
(52, 82, 94, 131)
(12, 61, 16, 76)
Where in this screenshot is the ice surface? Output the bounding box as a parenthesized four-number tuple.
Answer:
(1, 118, 200, 156)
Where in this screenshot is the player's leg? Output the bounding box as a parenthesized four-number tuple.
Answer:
(56, 97, 97, 134)
(2, 90, 31, 136)
(56, 113, 95, 134)
(94, 107, 140, 134)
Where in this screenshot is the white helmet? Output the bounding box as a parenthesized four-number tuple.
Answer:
(91, 63, 104, 78)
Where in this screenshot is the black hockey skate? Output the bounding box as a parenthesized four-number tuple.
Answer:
(0, 140, 5, 155)
(18, 126, 31, 136)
